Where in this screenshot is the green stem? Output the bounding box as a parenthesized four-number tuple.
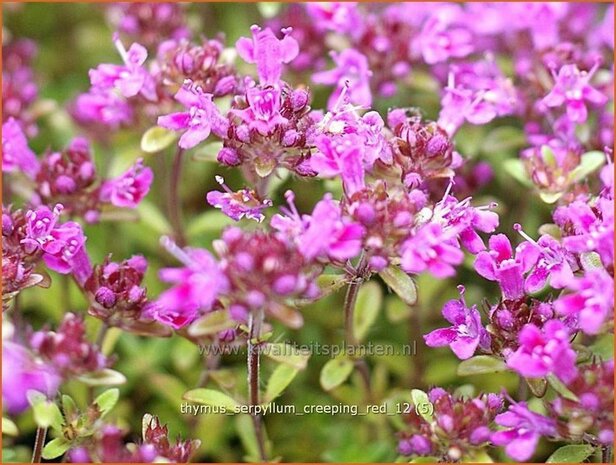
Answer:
(247, 308, 268, 462)
(169, 147, 186, 247)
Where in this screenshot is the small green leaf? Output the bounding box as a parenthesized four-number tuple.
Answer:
(378, 265, 417, 305)
(93, 389, 119, 417)
(353, 281, 383, 342)
(411, 389, 433, 422)
(541, 145, 557, 168)
(191, 141, 223, 162)
(539, 191, 564, 204)
(188, 310, 236, 337)
(257, 2, 282, 18)
(254, 158, 276, 177)
(569, 150, 605, 183)
(264, 364, 300, 402)
(41, 438, 71, 460)
(579, 252, 603, 271)
(77, 368, 127, 386)
(316, 274, 348, 296)
(503, 159, 533, 187)
(525, 377, 548, 398)
(2, 418, 18, 436)
(385, 296, 412, 323)
(183, 388, 240, 411)
(589, 333, 614, 360)
(538, 223, 561, 239)
(409, 456, 441, 463)
(457, 356, 507, 376)
(546, 444, 595, 463)
(141, 126, 177, 153)
(263, 343, 310, 370)
(547, 374, 579, 402)
(27, 391, 63, 430)
(320, 357, 355, 391)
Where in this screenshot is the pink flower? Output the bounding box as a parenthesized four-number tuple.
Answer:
(158, 82, 228, 149)
(554, 269, 614, 335)
(236, 25, 299, 85)
(413, 7, 473, 64)
(2, 117, 39, 178)
(2, 341, 61, 415)
(21, 204, 89, 275)
(474, 234, 539, 299)
(506, 319, 578, 383)
(152, 238, 229, 329)
(542, 63, 607, 124)
(206, 175, 272, 223)
(72, 89, 134, 129)
(424, 287, 490, 360)
(100, 158, 153, 208)
(491, 401, 557, 461)
(231, 85, 288, 135)
(313, 49, 372, 109)
(305, 2, 363, 36)
(310, 134, 365, 195)
(400, 223, 464, 278)
(272, 191, 364, 262)
(89, 39, 156, 101)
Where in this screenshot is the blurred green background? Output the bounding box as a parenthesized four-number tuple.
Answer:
(3, 3, 561, 462)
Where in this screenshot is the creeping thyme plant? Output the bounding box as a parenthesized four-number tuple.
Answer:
(2, 2, 614, 463)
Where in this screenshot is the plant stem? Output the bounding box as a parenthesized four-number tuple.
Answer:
(95, 322, 109, 348)
(247, 308, 268, 462)
(31, 426, 47, 463)
(342, 254, 373, 401)
(602, 446, 612, 463)
(169, 147, 186, 247)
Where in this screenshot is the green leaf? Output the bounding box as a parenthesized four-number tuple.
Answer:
(409, 457, 441, 463)
(235, 414, 261, 462)
(263, 343, 310, 370)
(264, 364, 300, 402)
(191, 141, 223, 162)
(411, 389, 433, 422)
(188, 310, 236, 337)
(257, 2, 282, 18)
(569, 150, 605, 183)
(547, 374, 579, 402)
(546, 444, 595, 463)
(27, 391, 63, 430)
(140, 126, 177, 153)
(316, 274, 348, 297)
(457, 355, 507, 376)
(186, 210, 233, 239)
(589, 333, 614, 360)
(503, 159, 533, 187)
(2, 418, 18, 436)
(579, 252, 603, 271)
(62, 395, 78, 420)
(137, 200, 172, 235)
(463, 450, 494, 462)
(385, 296, 412, 323)
(183, 388, 240, 411)
(41, 438, 71, 460)
(93, 389, 119, 417)
(353, 281, 383, 342)
(378, 265, 417, 305)
(77, 368, 127, 386)
(539, 191, 564, 204)
(320, 357, 355, 391)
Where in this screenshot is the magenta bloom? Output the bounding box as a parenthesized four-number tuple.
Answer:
(100, 158, 153, 208)
(507, 319, 578, 383)
(89, 39, 156, 101)
(474, 234, 539, 299)
(231, 85, 288, 135)
(424, 289, 490, 360)
(72, 89, 134, 129)
(313, 49, 372, 109)
(158, 82, 228, 149)
(555, 269, 614, 335)
(305, 2, 363, 36)
(310, 134, 365, 195)
(2, 341, 60, 415)
(414, 9, 473, 65)
(272, 191, 364, 262)
(152, 238, 229, 329)
(22, 204, 88, 275)
(542, 63, 607, 124)
(2, 117, 39, 178)
(491, 401, 557, 461)
(515, 228, 575, 293)
(400, 223, 464, 278)
(206, 176, 272, 223)
(236, 25, 299, 85)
